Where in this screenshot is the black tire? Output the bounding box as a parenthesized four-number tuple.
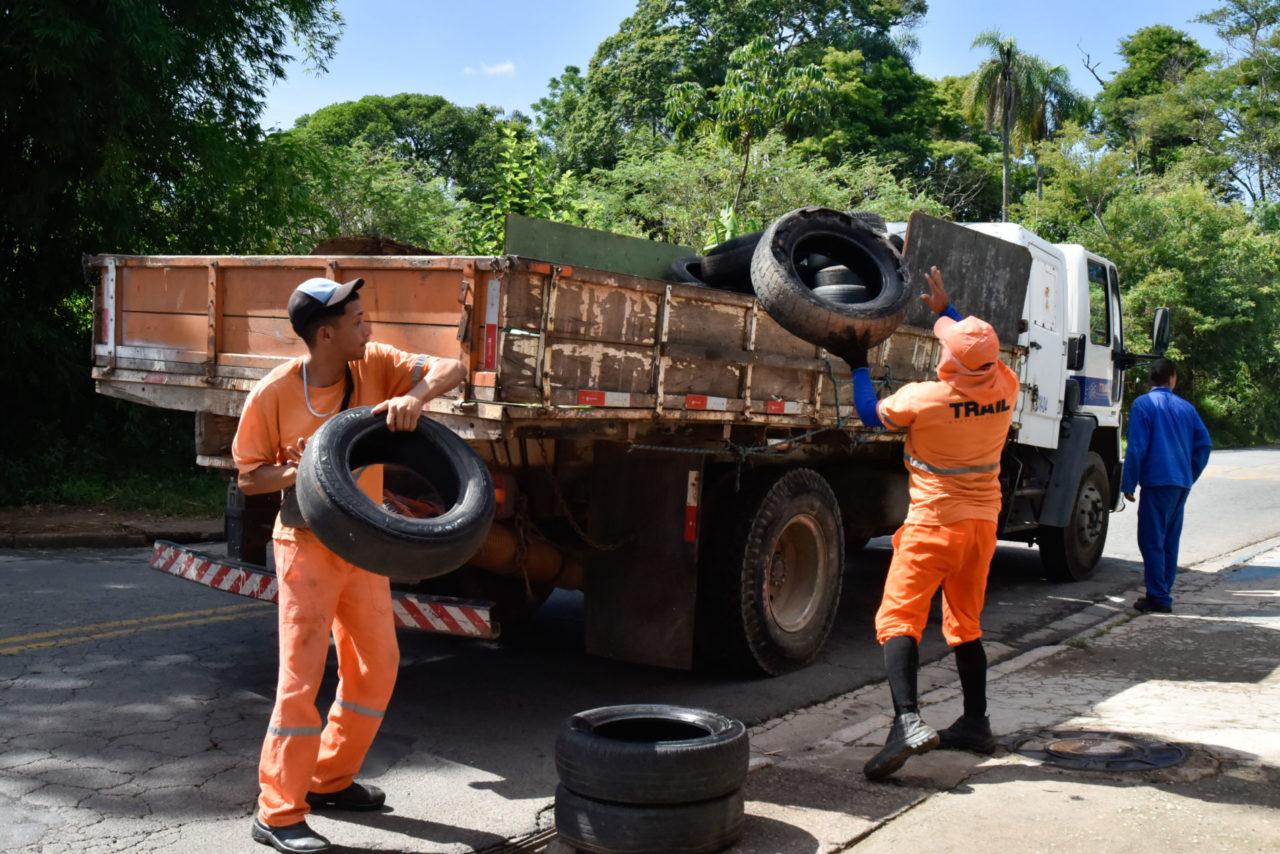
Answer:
(556, 705, 748, 805)
(297, 407, 496, 581)
(224, 480, 279, 566)
(813, 265, 860, 287)
(702, 468, 844, 675)
(849, 211, 888, 233)
(699, 230, 764, 288)
(668, 255, 708, 287)
(554, 785, 744, 854)
(751, 207, 909, 357)
(1039, 451, 1109, 581)
(811, 284, 872, 305)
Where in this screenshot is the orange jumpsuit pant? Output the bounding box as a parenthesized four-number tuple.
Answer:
(875, 520, 997, 647)
(258, 529, 399, 827)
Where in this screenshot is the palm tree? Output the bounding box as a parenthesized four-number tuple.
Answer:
(1020, 59, 1086, 199)
(965, 31, 1040, 220)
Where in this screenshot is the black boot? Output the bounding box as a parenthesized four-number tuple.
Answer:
(306, 781, 386, 811)
(937, 714, 997, 754)
(251, 819, 331, 853)
(863, 711, 940, 780)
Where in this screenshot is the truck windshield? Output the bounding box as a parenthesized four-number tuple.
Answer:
(1087, 260, 1110, 346)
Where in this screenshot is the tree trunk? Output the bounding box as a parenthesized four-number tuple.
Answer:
(1001, 85, 1011, 222)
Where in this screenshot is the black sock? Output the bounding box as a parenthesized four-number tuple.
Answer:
(953, 639, 987, 718)
(883, 636, 919, 716)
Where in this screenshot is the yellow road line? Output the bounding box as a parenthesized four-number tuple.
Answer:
(0, 609, 275, 656)
(0, 602, 272, 646)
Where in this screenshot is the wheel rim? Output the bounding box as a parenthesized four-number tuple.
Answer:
(1073, 480, 1106, 550)
(764, 513, 828, 633)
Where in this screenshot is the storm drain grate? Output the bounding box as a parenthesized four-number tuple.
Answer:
(1011, 730, 1187, 771)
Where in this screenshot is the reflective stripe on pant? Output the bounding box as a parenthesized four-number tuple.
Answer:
(1137, 485, 1189, 609)
(875, 520, 997, 646)
(258, 530, 399, 827)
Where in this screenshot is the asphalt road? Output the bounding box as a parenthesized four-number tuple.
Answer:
(2, 447, 1278, 853)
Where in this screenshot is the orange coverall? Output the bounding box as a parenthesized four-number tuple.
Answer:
(233, 342, 434, 827)
(872, 315, 1019, 647)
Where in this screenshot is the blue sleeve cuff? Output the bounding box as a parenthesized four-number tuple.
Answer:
(941, 304, 962, 322)
(852, 367, 882, 427)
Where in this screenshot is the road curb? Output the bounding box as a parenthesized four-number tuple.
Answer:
(2, 522, 224, 550)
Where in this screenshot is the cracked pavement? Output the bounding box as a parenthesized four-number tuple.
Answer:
(1, 447, 1277, 852)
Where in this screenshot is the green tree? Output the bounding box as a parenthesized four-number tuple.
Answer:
(293, 93, 509, 201)
(467, 126, 580, 254)
(0, 0, 342, 494)
(1092, 25, 1211, 176)
(579, 133, 944, 250)
(1100, 180, 1280, 443)
(1020, 60, 1088, 198)
(537, 0, 928, 171)
(666, 36, 834, 213)
(965, 30, 1042, 220)
(1016, 123, 1134, 241)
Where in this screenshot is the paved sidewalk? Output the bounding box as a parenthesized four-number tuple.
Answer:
(0, 506, 222, 548)
(725, 541, 1280, 853)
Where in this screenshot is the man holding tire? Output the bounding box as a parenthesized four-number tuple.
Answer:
(232, 277, 464, 853)
(848, 266, 1019, 780)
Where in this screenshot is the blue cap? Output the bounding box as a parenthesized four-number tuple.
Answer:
(287, 277, 364, 336)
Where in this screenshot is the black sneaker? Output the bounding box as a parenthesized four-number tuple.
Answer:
(1133, 596, 1172, 614)
(251, 819, 331, 853)
(937, 714, 997, 755)
(863, 711, 939, 780)
(306, 781, 386, 812)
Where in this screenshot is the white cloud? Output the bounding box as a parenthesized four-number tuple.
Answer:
(480, 61, 515, 77)
(463, 66, 477, 75)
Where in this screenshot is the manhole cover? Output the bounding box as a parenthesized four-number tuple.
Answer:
(1012, 731, 1186, 771)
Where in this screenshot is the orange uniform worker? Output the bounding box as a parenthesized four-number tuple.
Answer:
(233, 276, 464, 853)
(846, 266, 1019, 781)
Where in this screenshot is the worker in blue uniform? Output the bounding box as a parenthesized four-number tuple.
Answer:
(1120, 358, 1212, 614)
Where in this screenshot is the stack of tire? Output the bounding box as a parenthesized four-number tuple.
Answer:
(554, 705, 750, 854)
(667, 208, 910, 355)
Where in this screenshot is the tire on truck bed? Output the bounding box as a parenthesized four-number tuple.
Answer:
(297, 407, 496, 581)
(751, 207, 909, 354)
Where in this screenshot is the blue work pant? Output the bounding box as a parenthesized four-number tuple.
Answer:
(1137, 485, 1189, 608)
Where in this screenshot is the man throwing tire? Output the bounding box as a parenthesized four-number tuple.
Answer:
(847, 266, 1019, 780)
(233, 277, 464, 853)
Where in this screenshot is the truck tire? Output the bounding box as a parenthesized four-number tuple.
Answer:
(1039, 451, 1109, 581)
(668, 255, 708, 287)
(751, 207, 908, 356)
(699, 230, 764, 288)
(556, 705, 748, 805)
(702, 468, 844, 675)
(554, 785, 744, 854)
(849, 211, 888, 233)
(811, 284, 872, 305)
(297, 407, 496, 581)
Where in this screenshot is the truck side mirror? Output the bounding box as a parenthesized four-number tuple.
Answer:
(1066, 334, 1087, 371)
(1152, 307, 1171, 355)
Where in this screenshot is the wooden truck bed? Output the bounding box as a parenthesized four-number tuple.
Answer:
(89, 253, 1019, 464)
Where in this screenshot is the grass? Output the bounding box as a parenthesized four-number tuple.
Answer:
(17, 467, 228, 516)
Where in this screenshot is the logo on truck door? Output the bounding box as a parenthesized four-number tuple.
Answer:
(1079, 376, 1111, 407)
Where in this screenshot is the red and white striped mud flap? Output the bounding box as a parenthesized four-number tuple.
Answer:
(149, 541, 498, 639)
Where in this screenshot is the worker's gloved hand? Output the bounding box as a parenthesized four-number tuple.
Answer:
(842, 346, 869, 371)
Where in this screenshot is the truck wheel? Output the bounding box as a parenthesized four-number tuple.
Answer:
(703, 468, 844, 675)
(297, 407, 496, 581)
(751, 207, 909, 354)
(555, 705, 748, 805)
(1039, 451, 1109, 581)
(555, 785, 744, 854)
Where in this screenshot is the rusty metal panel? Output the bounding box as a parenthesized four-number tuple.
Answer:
(901, 212, 1032, 345)
(549, 277, 659, 345)
(585, 445, 702, 669)
(547, 341, 653, 394)
(662, 357, 742, 397)
(665, 294, 748, 347)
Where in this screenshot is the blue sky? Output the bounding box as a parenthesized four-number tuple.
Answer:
(261, 0, 1227, 130)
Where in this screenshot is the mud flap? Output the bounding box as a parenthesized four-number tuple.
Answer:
(1039, 414, 1098, 528)
(584, 444, 703, 669)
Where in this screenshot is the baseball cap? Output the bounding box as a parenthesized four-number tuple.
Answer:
(287, 277, 365, 337)
(933, 314, 999, 370)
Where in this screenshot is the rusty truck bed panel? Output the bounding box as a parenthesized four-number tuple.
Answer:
(88, 254, 1022, 441)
